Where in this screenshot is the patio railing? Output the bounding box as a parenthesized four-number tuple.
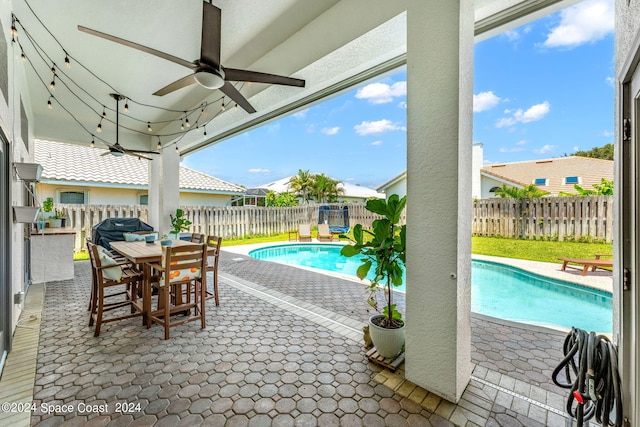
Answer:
(57, 196, 612, 253)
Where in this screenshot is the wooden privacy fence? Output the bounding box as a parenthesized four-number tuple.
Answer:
(62, 203, 386, 253)
(472, 196, 614, 242)
(61, 196, 611, 252)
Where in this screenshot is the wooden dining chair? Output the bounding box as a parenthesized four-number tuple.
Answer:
(86, 237, 129, 316)
(203, 235, 222, 305)
(87, 242, 144, 336)
(190, 233, 205, 243)
(148, 243, 207, 339)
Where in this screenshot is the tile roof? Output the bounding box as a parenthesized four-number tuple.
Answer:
(34, 139, 245, 194)
(481, 156, 613, 195)
(256, 176, 385, 199)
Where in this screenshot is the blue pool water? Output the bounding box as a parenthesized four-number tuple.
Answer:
(249, 244, 612, 332)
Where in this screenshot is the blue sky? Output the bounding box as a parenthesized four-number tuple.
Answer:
(184, 0, 614, 190)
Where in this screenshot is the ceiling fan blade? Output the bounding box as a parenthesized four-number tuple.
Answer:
(78, 25, 194, 69)
(126, 152, 153, 161)
(200, 2, 222, 69)
(126, 149, 160, 155)
(223, 68, 305, 87)
(153, 74, 197, 96)
(220, 81, 256, 113)
(100, 151, 110, 157)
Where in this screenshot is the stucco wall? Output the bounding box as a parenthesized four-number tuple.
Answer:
(615, 0, 640, 69)
(37, 183, 235, 207)
(1, 1, 35, 336)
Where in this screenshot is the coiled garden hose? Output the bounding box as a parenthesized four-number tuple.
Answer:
(551, 328, 623, 427)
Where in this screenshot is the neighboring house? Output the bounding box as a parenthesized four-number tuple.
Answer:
(379, 144, 614, 199)
(241, 175, 385, 205)
(480, 156, 614, 197)
(34, 139, 245, 206)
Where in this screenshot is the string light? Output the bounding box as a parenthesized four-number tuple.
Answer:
(203, 127, 207, 136)
(102, 107, 106, 119)
(175, 145, 179, 152)
(156, 137, 162, 150)
(184, 112, 190, 128)
(20, 49, 25, 62)
(220, 97, 226, 111)
(47, 96, 53, 109)
(124, 99, 129, 113)
(50, 65, 56, 75)
(147, 122, 152, 132)
(180, 120, 184, 131)
(195, 124, 199, 133)
(64, 52, 70, 68)
(90, 136, 95, 147)
(234, 103, 238, 111)
(96, 118, 103, 133)
(49, 75, 55, 90)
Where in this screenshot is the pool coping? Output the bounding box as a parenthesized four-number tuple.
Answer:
(222, 241, 613, 294)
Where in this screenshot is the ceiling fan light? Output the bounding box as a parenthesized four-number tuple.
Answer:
(111, 150, 124, 157)
(194, 71, 224, 89)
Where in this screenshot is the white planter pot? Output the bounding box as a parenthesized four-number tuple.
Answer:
(368, 314, 405, 359)
(48, 219, 62, 228)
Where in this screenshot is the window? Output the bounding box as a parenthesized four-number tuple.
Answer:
(565, 176, 580, 184)
(59, 191, 86, 204)
(139, 194, 148, 205)
(533, 178, 547, 186)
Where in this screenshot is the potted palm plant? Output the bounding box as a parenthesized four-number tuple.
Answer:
(340, 194, 406, 359)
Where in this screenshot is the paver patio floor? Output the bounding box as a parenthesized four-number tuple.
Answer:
(0, 248, 608, 426)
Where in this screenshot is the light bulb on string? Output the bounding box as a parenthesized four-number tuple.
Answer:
(90, 136, 95, 147)
(102, 107, 106, 119)
(20, 49, 25, 62)
(96, 118, 103, 133)
(49, 76, 55, 90)
(51, 65, 56, 75)
(156, 138, 162, 150)
(234, 104, 238, 111)
(195, 124, 200, 133)
(47, 96, 53, 110)
(64, 53, 70, 68)
(147, 122, 152, 132)
(204, 127, 207, 136)
(124, 99, 129, 113)
(180, 120, 184, 131)
(221, 97, 226, 111)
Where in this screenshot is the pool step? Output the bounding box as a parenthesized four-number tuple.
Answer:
(366, 347, 405, 372)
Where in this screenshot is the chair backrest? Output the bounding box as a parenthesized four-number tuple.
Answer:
(205, 235, 222, 270)
(161, 243, 207, 286)
(318, 223, 330, 236)
(298, 224, 311, 237)
(87, 242, 124, 283)
(191, 233, 205, 243)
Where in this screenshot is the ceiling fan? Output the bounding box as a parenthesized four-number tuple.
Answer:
(78, 1, 305, 113)
(100, 93, 159, 160)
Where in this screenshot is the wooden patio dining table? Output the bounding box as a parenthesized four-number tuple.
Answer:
(110, 239, 202, 325)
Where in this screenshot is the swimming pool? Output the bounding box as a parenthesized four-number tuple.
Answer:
(249, 244, 612, 332)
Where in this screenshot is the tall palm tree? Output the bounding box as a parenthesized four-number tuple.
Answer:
(313, 174, 344, 203)
(289, 169, 313, 204)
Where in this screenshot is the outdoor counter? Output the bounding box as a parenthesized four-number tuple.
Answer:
(30, 228, 77, 284)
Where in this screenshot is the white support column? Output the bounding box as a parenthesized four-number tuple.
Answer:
(148, 148, 180, 236)
(405, 0, 474, 403)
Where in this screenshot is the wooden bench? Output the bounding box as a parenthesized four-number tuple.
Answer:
(558, 255, 613, 276)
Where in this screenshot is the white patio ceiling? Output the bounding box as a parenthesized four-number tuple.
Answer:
(12, 0, 578, 157)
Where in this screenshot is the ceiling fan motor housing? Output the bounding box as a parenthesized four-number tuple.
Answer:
(194, 65, 225, 89)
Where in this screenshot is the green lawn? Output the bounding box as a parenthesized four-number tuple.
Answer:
(74, 234, 613, 264)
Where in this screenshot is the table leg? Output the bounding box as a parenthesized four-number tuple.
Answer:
(144, 263, 151, 328)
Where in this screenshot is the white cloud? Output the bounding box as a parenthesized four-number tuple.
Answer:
(321, 127, 340, 135)
(503, 30, 520, 43)
(542, 0, 613, 49)
(516, 140, 527, 146)
(248, 168, 271, 173)
(573, 146, 580, 151)
(355, 81, 407, 104)
(496, 101, 550, 128)
(293, 108, 309, 119)
(499, 147, 525, 153)
(354, 119, 406, 136)
(534, 144, 558, 155)
(601, 130, 613, 137)
(473, 91, 503, 112)
(370, 140, 383, 146)
(398, 101, 407, 109)
(606, 76, 614, 87)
